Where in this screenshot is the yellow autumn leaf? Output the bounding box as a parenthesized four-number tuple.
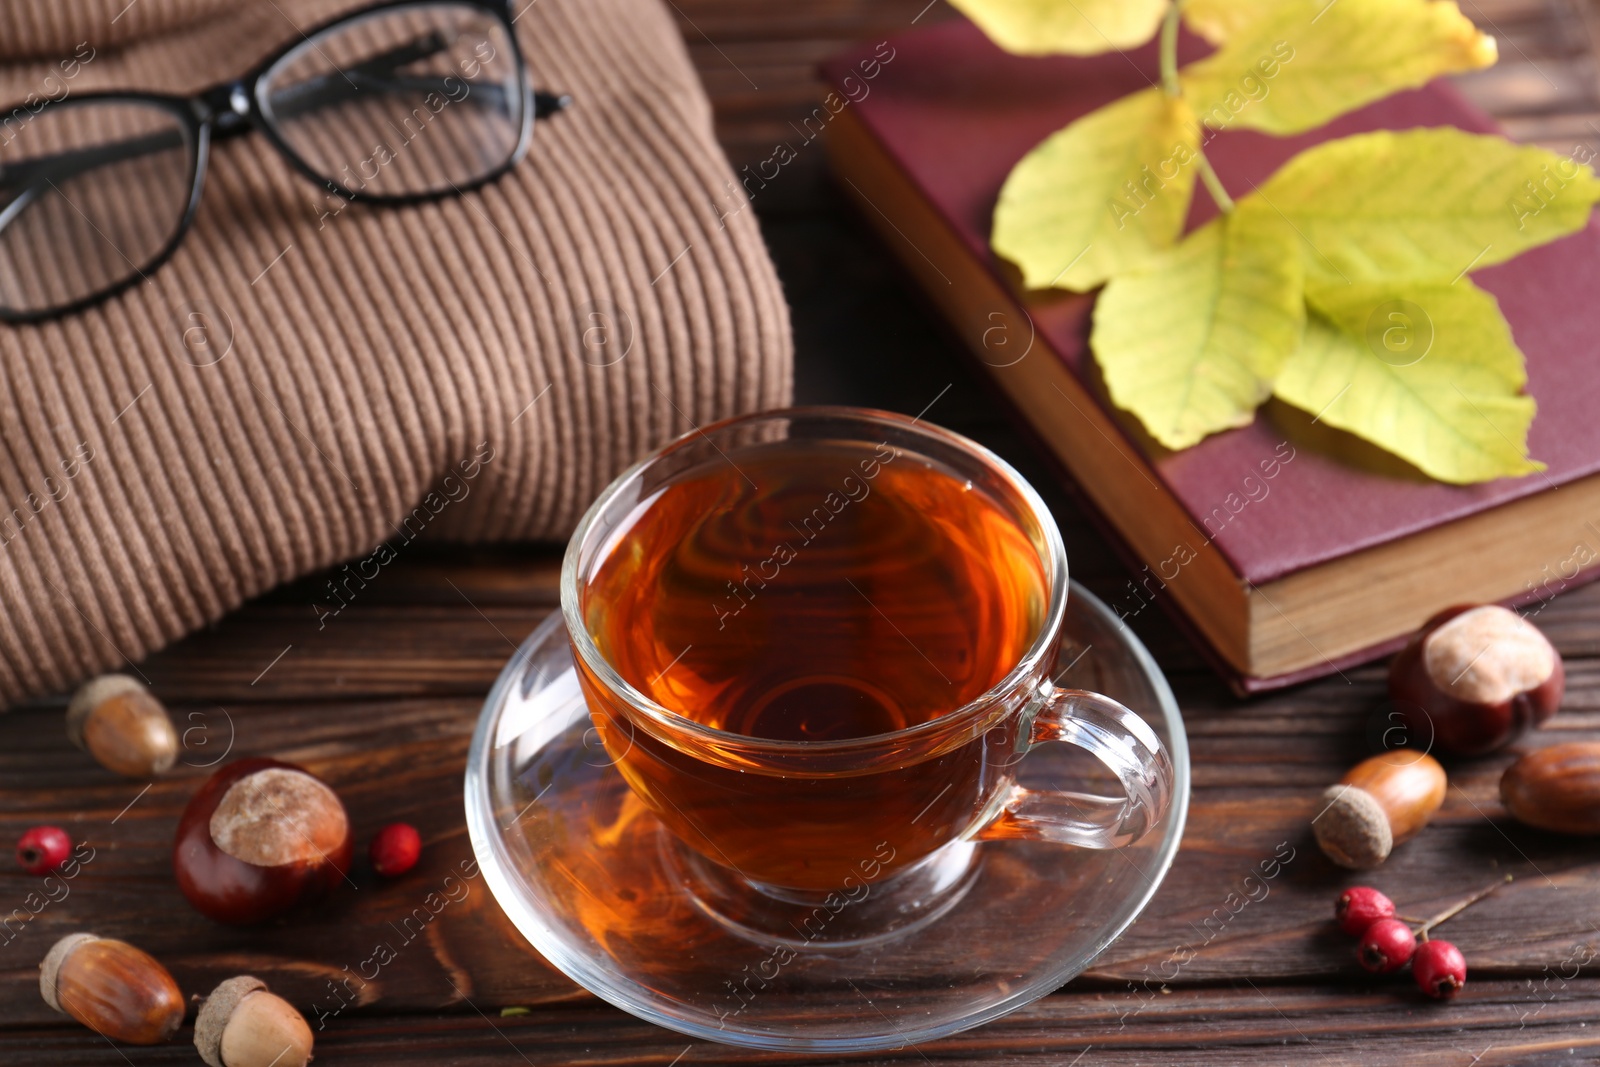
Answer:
(1179, 0, 1280, 44)
(1180, 0, 1495, 136)
(1091, 203, 1304, 449)
(1254, 127, 1600, 286)
(993, 87, 1199, 292)
(948, 0, 1169, 55)
(1275, 282, 1543, 484)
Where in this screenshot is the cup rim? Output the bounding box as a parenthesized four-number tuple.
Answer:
(558, 405, 1070, 756)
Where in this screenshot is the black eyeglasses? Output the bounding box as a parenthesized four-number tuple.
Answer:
(0, 0, 571, 322)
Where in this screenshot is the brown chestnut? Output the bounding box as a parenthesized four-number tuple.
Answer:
(174, 757, 352, 925)
(1389, 604, 1562, 756)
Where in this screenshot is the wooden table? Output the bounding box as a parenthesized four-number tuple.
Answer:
(8, 1, 1600, 1063)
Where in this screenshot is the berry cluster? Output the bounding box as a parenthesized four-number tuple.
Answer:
(1335, 879, 1507, 998)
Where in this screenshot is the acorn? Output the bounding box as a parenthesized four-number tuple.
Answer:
(39, 933, 184, 1045)
(1389, 604, 1562, 756)
(1500, 742, 1600, 834)
(1313, 750, 1447, 869)
(195, 976, 313, 1067)
(67, 674, 178, 778)
(174, 757, 352, 925)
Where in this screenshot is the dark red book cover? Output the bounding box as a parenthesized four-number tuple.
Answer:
(822, 20, 1600, 589)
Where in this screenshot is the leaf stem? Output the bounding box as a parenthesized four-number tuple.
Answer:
(1195, 152, 1235, 215)
(1158, 3, 1235, 215)
(1159, 2, 1181, 96)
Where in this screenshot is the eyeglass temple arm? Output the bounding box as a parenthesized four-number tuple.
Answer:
(264, 32, 454, 116)
(0, 128, 185, 199)
(0, 37, 574, 205)
(266, 32, 571, 122)
(275, 74, 569, 118)
(0, 80, 569, 209)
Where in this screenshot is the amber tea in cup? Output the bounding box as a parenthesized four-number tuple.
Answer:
(564, 408, 1172, 932)
(586, 441, 1047, 740)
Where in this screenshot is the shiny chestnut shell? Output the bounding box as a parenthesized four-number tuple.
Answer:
(174, 757, 352, 925)
(1389, 604, 1563, 757)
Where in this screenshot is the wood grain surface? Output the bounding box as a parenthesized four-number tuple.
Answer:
(7, 0, 1600, 1063)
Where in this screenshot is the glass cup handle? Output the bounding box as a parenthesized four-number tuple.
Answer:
(976, 687, 1175, 850)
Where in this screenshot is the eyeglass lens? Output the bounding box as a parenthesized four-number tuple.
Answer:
(0, 101, 195, 317)
(259, 3, 527, 199)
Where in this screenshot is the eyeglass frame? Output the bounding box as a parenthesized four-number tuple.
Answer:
(0, 0, 571, 324)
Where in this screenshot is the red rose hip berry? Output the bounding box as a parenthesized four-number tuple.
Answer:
(1357, 918, 1417, 974)
(1336, 886, 1397, 936)
(369, 822, 421, 878)
(17, 825, 72, 875)
(1413, 939, 1467, 998)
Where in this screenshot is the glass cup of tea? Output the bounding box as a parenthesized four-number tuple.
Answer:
(563, 406, 1174, 942)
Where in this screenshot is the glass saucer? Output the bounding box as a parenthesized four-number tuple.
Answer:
(464, 580, 1190, 1052)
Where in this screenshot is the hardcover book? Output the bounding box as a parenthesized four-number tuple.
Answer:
(821, 20, 1600, 692)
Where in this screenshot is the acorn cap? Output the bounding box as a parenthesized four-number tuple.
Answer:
(65, 675, 149, 750)
(1313, 784, 1394, 869)
(38, 932, 99, 1013)
(195, 975, 267, 1067)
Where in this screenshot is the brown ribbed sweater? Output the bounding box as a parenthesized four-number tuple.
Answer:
(0, 0, 793, 708)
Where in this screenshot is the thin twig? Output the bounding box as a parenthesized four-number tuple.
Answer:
(1416, 874, 1513, 942)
